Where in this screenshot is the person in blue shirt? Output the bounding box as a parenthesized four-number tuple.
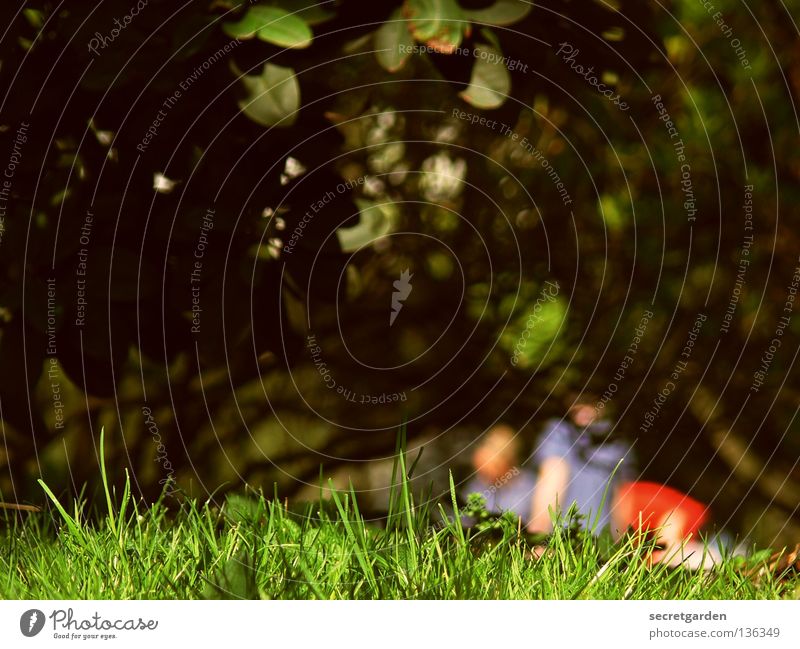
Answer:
(527, 393, 636, 535)
(525, 393, 749, 569)
(462, 424, 537, 526)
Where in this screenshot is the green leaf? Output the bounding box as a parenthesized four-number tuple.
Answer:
(479, 27, 501, 50)
(403, 0, 467, 52)
(202, 552, 260, 600)
(237, 63, 300, 127)
(337, 200, 398, 252)
(463, 0, 532, 26)
(23, 8, 45, 29)
(500, 290, 566, 369)
(375, 9, 414, 72)
(459, 44, 511, 109)
(274, 0, 337, 25)
(598, 194, 626, 232)
(223, 6, 313, 49)
(222, 7, 273, 39)
(222, 494, 264, 526)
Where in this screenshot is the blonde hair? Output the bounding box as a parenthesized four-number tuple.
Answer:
(478, 424, 520, 463)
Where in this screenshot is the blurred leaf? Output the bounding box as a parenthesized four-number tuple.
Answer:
(426, 251, 454, 280)
(23, 8, 45, 29)
(202, 552, 260, 599)
(479, 27, 501, 50)
(337, 200, 398, 252)
(463, 0, 532, 26)
(404, 0, 467, 52)
(275, 0, 337, 25)
(598, 194, 625, 232)
(500, 292, 567, 369)
(223, 6, 313, 49)
(459, 44, 511, 109)
(601, 26, 625, 42)
(222, 494, 264, 525)
(237, 63, 300, 127)
(375, 9, 414, 72)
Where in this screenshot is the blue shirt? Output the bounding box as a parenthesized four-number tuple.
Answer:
(534, 418, 635, 532)
(462, 470, 537, 525)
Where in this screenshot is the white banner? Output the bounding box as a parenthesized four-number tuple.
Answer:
(0, 600, 797, 648)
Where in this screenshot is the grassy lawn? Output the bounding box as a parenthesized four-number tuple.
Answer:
(1, 437, 797, 600)
(2, 488, 798, 600)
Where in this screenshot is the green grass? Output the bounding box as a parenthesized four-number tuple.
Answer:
(0, 432, 797, 599)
